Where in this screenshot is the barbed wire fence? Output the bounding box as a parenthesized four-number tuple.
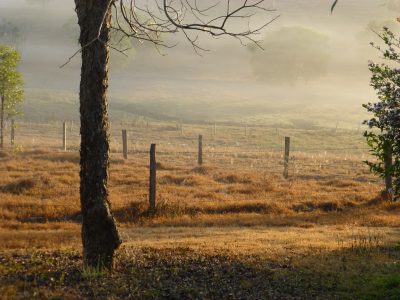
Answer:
(0, 120, 383, 212)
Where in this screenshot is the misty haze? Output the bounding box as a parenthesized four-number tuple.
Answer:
(1, 1, 400, 299)
(1, 0, 397, 128)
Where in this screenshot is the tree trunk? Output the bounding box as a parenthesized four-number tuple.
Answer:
(75, 0, 121, 270)
(0, 95, 4, 149)
(384, 142, 393, 198)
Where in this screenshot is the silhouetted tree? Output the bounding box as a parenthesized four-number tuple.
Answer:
(72, 0, 276, 270)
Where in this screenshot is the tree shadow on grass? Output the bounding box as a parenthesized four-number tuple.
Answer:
(1, 242, 400, 299)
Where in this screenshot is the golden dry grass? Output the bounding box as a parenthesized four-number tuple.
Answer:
(0, 141, 397, 250)
(1, 122, 400, 299)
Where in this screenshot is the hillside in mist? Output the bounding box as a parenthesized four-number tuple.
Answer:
(0, 0, 399, 128)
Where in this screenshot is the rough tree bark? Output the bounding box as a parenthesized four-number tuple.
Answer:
(75, 0, 121, 269)
(71, 0, 275, 270)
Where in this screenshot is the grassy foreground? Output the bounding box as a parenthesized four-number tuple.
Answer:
(1, 226, 400, 299)
(0, 142, 399, 299)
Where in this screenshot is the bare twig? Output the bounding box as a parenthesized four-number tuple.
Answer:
(60, 0, 114, 68)
(62, 0, 278, 67)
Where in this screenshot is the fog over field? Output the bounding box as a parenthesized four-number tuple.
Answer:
(0, 0, 398, 127)
(4, 3, 400, 297)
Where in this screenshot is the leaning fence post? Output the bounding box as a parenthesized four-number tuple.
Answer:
(149, 144, 156, 211)
(122, 129, 128, 159)
(198, 134, 203, 165)
(10, 119, 15, 145)
(62, 121, 67, 151)
(384, 143, 393, 197)
(283, 136, 290, 179)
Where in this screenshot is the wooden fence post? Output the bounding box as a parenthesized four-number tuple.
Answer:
(283, 136, 290, 179)
(62, 121, 67, 151)
(122, 129, 128, 159)
(10, 119, 15, 145)
(180, 123, 184, 136)
(384, 143, 393, 197)
(149, 144, 156, 211)
(198, 134, 203, 165)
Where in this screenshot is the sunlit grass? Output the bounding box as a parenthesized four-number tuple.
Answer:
(0, 124, 398, 299)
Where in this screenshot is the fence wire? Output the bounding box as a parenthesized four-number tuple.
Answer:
(0, 121, 382, 194)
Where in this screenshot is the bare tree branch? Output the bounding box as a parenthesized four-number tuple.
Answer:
(331, 0, 339, 14)
(62, 0, 278, 67)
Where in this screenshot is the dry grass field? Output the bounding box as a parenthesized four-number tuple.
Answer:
(1, 121, 400, 299)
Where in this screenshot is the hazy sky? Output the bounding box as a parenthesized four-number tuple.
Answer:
(0, 0, 398, 126)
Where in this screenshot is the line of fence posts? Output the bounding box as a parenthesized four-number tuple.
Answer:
(42, 121, 293, 181)
(56, 120, 294, 208)
(283, 136, 290, 179)
(53, 121, 296, 209)
(35, 119, 398, 204)
(149, 143, 156, 211)
(50, 120, 394, 199)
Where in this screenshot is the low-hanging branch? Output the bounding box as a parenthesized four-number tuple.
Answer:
(113, 0, 278, 53)
(62, 0, 278, 67)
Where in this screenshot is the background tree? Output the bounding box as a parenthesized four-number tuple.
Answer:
(248, 27, 330, 85)
(0, 45, 24, 150)
(0, 19, 25, 50)
(363, 27, 400, 199)
(72, 0, 276, 270)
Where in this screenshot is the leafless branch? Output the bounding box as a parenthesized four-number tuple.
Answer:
(62, 0, 278, 67)
(115, 0, 278, 53)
